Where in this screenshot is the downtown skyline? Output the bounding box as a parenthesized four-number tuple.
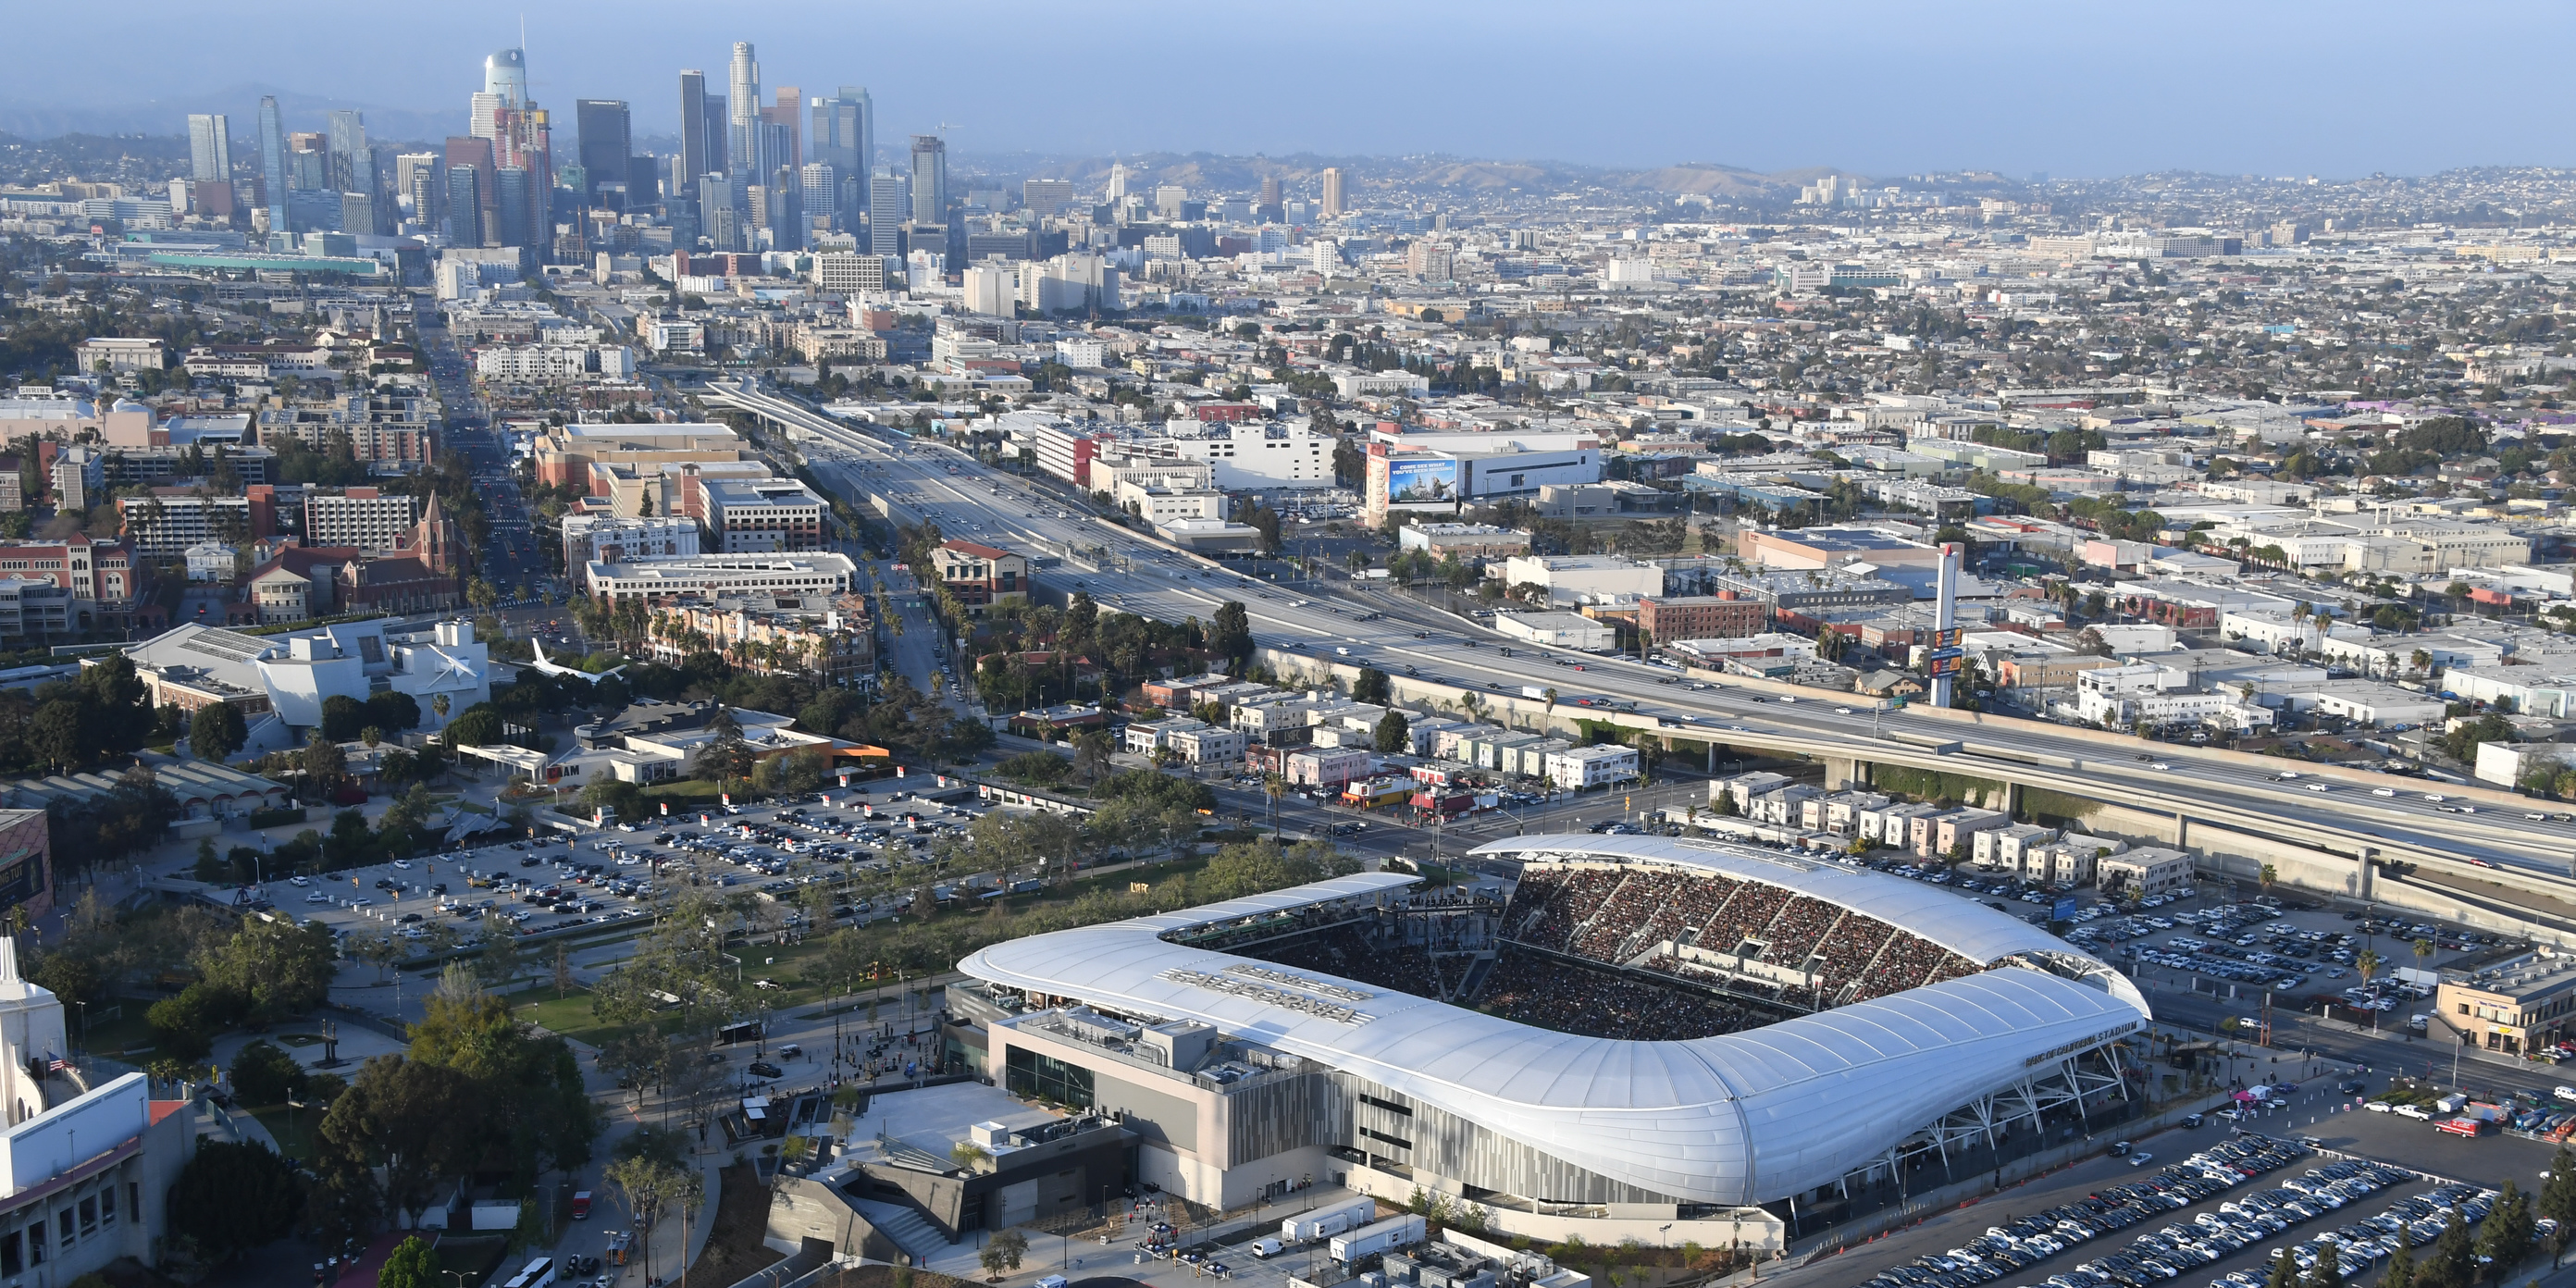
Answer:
(6, 1, 2576, 179)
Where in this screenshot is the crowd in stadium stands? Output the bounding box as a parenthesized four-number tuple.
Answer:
(1251, 923, 1467, 1002)
(1510, 867, 1626, 951)
(1479, 954, 1759, 1041)
(1504, 861, 1985, 1008)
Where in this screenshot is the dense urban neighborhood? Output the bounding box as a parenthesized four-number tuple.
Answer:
(10, 22, 2576, 1288)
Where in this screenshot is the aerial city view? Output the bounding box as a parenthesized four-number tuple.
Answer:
(10, 5, 2576, 1288)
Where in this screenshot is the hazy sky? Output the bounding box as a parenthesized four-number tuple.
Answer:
(26, 0, 2576, 178)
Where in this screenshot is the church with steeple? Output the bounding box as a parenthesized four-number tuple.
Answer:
(402, 491, 464, 580)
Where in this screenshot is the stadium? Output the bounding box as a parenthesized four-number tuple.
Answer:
(953, 835, 2151, 1246)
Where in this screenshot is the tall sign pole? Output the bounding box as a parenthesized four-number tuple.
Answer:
(1928, 542, 1963, 709)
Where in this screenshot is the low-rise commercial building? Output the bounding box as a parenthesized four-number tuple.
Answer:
(1397, 523, 1531, 559)
(586, 553, 859, 603)
(2438, 957, 2576, 1056)
(1545, 744, 1641, 790)
(1492, 611, 1616, 652)
(690, 477, 830, 553)
(2098, 847, 2195, 898)
(931, 540, 1028, 616)
(562, 514, 700, 590)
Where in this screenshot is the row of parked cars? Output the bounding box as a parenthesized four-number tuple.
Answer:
(1862, 1135, 2316, 1288)
(2206, 1183, 2527, 1287)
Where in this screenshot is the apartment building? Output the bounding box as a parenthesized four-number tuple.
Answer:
(302, 488, 419, 552)
(116, 493, 251, 558)
(1638, 595, 1769, 643)
(642, 595, 874, 686)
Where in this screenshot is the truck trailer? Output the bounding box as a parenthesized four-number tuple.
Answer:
(1331, 1214, 1427, 1263)
(1282, 1198, 1380, 1244)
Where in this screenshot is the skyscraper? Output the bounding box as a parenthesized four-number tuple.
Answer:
(327, 110, 370, 195)
(870, 174, 903, 257)
(910, 135, 946, 225)
(1320, 167, 1345, 218)
(257, 96, 287, 232)
(727, 43, 762, 179)
(767, 87, 801, 171)
(446, 165, 483, 246)
(495, 167, 530, 248)
(484, 48, 528, 108)
(702, 93, 728, 176)
(799, 163, 837, 231)
(576, 100, 632, 204)
(677, 71, 709, 188)
(395, 153, 440, 224)
(443, 134, 496, 236)
(188, 115, 232, 182)
(767, 164, 802, 250)
(1108, 163, 1128, 202)
(1258, 175, 1282, 222)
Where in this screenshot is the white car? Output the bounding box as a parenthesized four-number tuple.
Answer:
(2150, 762, 2172, 771)
(2306, 783, 2331, 793)
(305, 891, 328, 904)
(392, 859, 413, 869)
(2372, 787, 2396, 797)
(289, 874, 309, 886)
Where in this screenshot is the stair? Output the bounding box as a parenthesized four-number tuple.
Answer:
(854, 1198, 950, 1259)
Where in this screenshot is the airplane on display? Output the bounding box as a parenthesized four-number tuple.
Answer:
(530, 638, 625, 682)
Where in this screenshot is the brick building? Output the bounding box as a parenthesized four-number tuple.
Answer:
(1638, 595, 1769, 643)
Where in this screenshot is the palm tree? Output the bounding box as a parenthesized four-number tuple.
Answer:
(2357, 948, 2385, 1030)
(1261, 773, 1288, 831)
(1543, 687, 1559, 718)
(2414, 936, 2436, 976)
(2258, 863, 2277, 901)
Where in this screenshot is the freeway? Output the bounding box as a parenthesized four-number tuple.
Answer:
(704, 379, 2576, 904)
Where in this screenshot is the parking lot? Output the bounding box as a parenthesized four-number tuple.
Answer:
(242, 786, 1011, 955)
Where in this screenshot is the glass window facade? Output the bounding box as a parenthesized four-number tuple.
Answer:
(1006, 1046, 1094, 1109)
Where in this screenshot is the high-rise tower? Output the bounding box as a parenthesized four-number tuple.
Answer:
(910, 135, 946, 225)
(188, 115, 232, 182)
(326, 110, 370, 195)
(576, 100, 632, 204)
(484, 48, 528, 108)
(678, 71, 709, 189)
(257, 96, 287, 232)
(727, 43, 762, 178)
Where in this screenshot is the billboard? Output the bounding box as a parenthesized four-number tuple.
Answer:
(2052, 896, 2078, 923)
(1384, 457, 1458, 505)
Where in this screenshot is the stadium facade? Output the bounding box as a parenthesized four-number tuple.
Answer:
(954, 836, 2149, 1245)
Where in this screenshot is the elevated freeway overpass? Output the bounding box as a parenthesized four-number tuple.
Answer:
(702, 378, 2576, 938)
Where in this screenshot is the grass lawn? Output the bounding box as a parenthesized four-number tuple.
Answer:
(247, 1101, 321, 1163)
(79, 999, 163, 1061)
(646, 780, 724, 804)
(511, 985, 625, 1046)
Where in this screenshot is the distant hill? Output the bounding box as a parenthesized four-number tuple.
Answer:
(0, 86, 457, 149)
(0, 103, 1875, 201)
